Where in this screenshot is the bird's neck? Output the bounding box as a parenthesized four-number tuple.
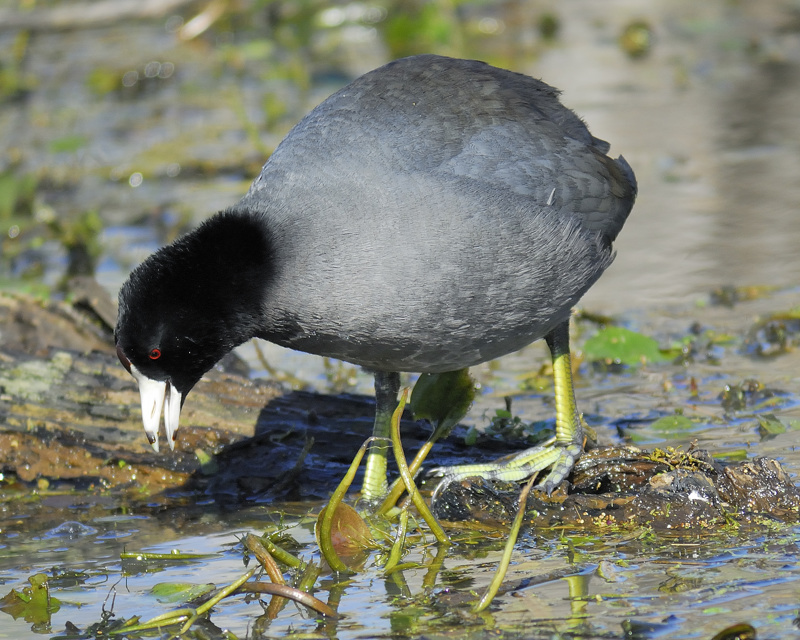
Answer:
(186, 206, 277, 349)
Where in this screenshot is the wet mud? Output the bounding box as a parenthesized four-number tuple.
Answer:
(2, 286, 799, 536)
(432, 445, 800, 530)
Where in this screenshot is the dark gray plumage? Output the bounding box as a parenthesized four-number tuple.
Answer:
(241, 55, 634, 371)
(115, 54, 636, 497)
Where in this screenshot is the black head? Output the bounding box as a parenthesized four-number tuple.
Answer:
(115, 207, 274, 396)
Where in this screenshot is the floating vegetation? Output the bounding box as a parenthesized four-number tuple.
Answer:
(582, 325, 671, 366)
(0, 574, 61, 630)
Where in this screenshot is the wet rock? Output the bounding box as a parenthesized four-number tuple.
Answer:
(66, 276, 118, 332)
(3, 287, 800, 534)
(427, 477, 521, 527)
(197, 391, 451, 501)
(432, 446, 800, 529)
(709, 285, 775, 308)
(716, 456, 800, 520)
(0, 429, 193, 492)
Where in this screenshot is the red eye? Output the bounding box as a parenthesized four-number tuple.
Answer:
(149, 348, 162, 360)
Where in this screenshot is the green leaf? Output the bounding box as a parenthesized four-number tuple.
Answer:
(582, 327, 669, 366)
(194, 448, 218, 475)
(710, 622, 756, 640)
(649, 414, 697, 432)
(0, 573, 60, 624)
(85, 67, 119, 95)
(410, 369, 475, 435)
(316, 501, 373, 569)
(756, 414, 786, 438)
(463, 425, 478, 446)
(49, 134, 87, 153)
(149, 582, 215, 604)
(711, 449, 748, 462)
(0, 170, 37, 220)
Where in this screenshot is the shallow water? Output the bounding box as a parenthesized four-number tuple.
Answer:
(4, 480, 800, 639)
(1, 0, 800, 638)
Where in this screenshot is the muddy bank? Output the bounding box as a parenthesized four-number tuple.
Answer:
(433, 445, 800, 531)
(0, 289, 277, 497)
(0, 289, 524, 503)
(2, 287, 800, 534)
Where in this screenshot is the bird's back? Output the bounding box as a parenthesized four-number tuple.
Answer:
(247, 55, 635, 239)
(239, 55, 636, 371)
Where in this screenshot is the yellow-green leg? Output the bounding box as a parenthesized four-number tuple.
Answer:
(540, 320, 584, 492)
(431, 320, 584, 496)
(361, 371, 400, 501)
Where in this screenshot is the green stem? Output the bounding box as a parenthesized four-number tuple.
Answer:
(318, 438, 375, 573)
(383, 505, 410, 573)
(112, 567, 257, 634)
(390, 389, 449, 545)
(473, 475, 536, 613)
(260, 535, 303, 569)
(378, 438, 435, 516)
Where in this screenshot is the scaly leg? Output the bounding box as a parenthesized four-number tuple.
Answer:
(431, 320, 584, 496)
(539, 320, 584, 492)
(361, 370, 401, 500)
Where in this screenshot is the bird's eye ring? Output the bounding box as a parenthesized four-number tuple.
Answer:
(149, 348, 162, 360)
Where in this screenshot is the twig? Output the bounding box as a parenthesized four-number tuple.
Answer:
(237, 582, 337, 619)
(244, 534, 285, 585)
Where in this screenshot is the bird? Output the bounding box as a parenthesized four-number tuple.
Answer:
(115, 54, 637, 501)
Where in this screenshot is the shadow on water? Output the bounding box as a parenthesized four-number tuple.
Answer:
(1, 0, 800, 638)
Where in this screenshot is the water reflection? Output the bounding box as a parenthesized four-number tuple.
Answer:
(710, 61, 800, 288)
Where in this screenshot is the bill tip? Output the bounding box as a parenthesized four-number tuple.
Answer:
(147, 434, 160, 453)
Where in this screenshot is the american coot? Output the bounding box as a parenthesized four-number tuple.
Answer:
(115, 54, 637, 501)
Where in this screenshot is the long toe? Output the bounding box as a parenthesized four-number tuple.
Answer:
(430, 439, 584, 502)
(534, 441, 582, 494)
